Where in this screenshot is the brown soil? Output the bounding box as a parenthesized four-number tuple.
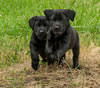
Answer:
(0, 44, 100, 88)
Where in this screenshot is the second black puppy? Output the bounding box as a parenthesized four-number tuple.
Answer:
(29, 16, 49, 70)
(44, 9, 80, 68)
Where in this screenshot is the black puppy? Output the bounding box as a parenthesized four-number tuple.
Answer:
(44, 9, 80, 68)
(29, 16, 49, 70)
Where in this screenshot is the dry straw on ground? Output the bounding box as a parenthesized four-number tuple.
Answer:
(0, 43, 100, 88)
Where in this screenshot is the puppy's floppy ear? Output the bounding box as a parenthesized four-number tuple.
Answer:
(44, 9, 53, 19)
(64, 9, 75, 21)
(29, 16, 37, 28)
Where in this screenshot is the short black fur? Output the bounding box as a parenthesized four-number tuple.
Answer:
(29, 16, 49, 70)
(44, 9, 80, 68)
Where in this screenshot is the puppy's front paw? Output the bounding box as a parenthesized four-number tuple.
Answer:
(32, 61, 39, 70)
(49, 54, 55, 60)
(54, 52, 60, 61)
(50, 54, 58, 61)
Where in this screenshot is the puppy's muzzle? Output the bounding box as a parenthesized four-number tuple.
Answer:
(39, 30, 47, 40)
(39, 30, 46, 36)
(53, 25, 62, 34)
(54, 25, 60, 31)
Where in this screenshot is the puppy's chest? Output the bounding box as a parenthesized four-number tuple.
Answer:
(37, 41, 45, 50)
(53, 40, 61, 50)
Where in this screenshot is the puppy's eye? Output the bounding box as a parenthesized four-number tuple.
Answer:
(37, 23, 41, 26)
(44, 23, 47, 26)
(50, 20, 53, 22)
(59, 19, 62, 21)
(53, 19, 56, 21)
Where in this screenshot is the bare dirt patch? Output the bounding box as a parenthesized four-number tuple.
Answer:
(0, 44, 100, 88)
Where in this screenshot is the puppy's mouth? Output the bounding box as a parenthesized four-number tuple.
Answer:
(38, 35, 47, 40)
(53, 32, 63, 38)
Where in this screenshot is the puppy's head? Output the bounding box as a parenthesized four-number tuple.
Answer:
(29, 16, 49, 40)
(44, 9, 75, 38)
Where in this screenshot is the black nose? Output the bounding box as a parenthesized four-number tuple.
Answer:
(40, 30, 44, 33)
(54, 25, 60, 30)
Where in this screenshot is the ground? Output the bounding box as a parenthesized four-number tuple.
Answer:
(0, 44, 100, 88)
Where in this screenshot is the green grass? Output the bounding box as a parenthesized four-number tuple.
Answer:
(0, 0, 100, 67)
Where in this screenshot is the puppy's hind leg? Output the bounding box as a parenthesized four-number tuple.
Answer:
(72, 35, 80, 69)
